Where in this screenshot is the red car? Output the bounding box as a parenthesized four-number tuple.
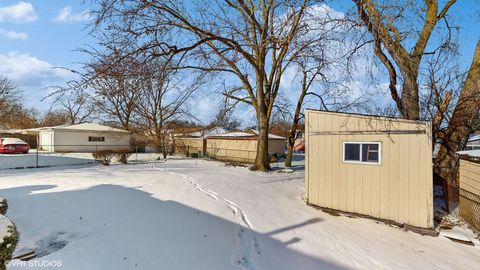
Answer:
(0, 138, 30, 154)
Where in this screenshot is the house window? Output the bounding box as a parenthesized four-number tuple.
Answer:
(88, 136, 105, 142)
(343, 142, 381, 164)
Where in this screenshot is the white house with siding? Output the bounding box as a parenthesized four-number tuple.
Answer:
(35, 123, 131, 152)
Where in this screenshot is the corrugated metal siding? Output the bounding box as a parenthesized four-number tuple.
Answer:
(305, 110, 433, 228)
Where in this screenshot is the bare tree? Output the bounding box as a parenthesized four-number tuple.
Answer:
(41, 110, 72, 127)
(134, 56, 205, 158)
(0, 76, 38, 129)
(91, 0, 318, 171)
(208, 100, 241, 131)
(434, 40, 480, 183)
(87, 50, 143, 131)
(351, 1, 480, 184)
(0, 76, 21, 124)
(48, 82, 95, 125)
(419, 43, 463, 148)
(353, 0, 457, 120)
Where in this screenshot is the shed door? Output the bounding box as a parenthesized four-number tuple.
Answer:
(40, 132, 54, 152)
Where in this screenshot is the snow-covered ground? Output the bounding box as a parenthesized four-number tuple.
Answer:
(0, 158, 479, 269)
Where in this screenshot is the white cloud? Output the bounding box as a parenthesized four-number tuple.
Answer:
(0, 52, 75, 105)
(53, 6, 91, 23)
(0, 2, 37, 23)
(0, 51, 73, 86)
(0, 28, 28, 40)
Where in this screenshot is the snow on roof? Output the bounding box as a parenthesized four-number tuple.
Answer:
(213, 131, 253, 137)
(174, 126, 229, 138)
(0, 138, 27, 144)
(208, 131, 285, 140)
(58, 123, 130, 133)
(457, 150, 480, 158)
(468, 134, 480, 142)
(32, 123, 130, 133)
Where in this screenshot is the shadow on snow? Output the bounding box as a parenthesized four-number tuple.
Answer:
(0, 184, 348, 270)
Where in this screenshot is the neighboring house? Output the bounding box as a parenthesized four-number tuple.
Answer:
(293, 126, 306, 153)
(207, 131, 286, 163)
(194, 126, 228, 138)
(305, 110, 434, 229)
(171, 126, 228, 139)
(31, 123, 131, 153)
(465, 132, 480, 150)
(433, 131, 480, 157)
(171, 126, 229, 156)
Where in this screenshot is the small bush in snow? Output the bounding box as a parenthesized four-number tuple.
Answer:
(92, 150, 115, 165)
(114, 150, 133, 164)
(0, 217, 18, 269)
(0, 198, 6, 215)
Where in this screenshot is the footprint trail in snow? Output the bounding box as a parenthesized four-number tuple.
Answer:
(148, 164, 262, 270)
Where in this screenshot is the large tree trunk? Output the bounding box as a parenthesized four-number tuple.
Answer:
(161, 134, 168, 159)
(400, 74, 421, 120)
(285, 83, 307, 167)
(434, 40, 480, 184)
(252, 113, 271, 171)
(285, 128, 297, 167)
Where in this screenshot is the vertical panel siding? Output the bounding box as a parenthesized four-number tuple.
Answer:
(379, 136, 390, 220)
(318, 113, 325, 207)
(459, 160, 480, 194)
(338, 133, 348, 211)
(389, 134, 400, 222)
(324, 114, 334, 209)
(408, 135, 420, 225)
(306, 110, 433, 228)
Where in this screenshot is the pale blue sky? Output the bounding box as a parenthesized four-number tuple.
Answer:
(0, 1, 479, 123)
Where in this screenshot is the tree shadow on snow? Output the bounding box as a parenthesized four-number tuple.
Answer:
(0, 184, 350, 270)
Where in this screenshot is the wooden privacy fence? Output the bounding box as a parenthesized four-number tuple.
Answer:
(173, 136, 285, 163)
(173, 137, 206, 157)
(458, 158, 480, 232)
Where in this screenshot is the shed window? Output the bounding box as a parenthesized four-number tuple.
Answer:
(343, 142, 381, 164)
(88, 136, 105, 142)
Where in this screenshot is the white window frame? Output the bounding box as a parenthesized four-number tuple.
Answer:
(343, 141, 382, 165)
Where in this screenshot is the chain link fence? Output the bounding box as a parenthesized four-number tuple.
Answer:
(0, 145, 142, 170)
(0, 143, 286, 170)
(459, 188, 480, 232)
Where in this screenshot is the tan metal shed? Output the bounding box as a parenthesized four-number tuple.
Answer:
(305, 110, 433, 228)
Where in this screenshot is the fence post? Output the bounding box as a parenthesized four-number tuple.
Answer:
(135, 146, 138, 162)
(95, 145, 98, 164)
(36, 147, 39, 168)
